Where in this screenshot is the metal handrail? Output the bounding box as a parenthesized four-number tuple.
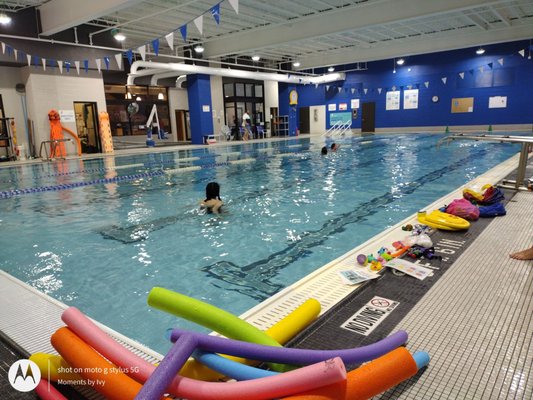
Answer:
(438, 133, 533, 190)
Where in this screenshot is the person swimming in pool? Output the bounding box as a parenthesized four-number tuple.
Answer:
(200, 182, 223, 214)
(321, 146, 328, 155)
(330, 143, 340, 152)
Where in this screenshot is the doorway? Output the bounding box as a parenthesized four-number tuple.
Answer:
(175, 110, 190, 141)
(74, 102, 101, 153)
(361, 102, 376, 133)
(270, 107, 278, 136)
(298, 107, 310, 134)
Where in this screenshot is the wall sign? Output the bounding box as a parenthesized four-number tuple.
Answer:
(289, 90, 298, 105)
(385, 91, 400, 110)
(403, 89, 419, 109)
(59, 110, 75, 122)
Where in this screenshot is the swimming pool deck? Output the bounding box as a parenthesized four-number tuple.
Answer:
(1, 136, 532, 399)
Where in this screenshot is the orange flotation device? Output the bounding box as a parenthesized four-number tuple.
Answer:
(48, 109, 82, 157)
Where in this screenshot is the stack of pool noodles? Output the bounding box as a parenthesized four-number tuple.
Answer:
(40, 288, 429, 400)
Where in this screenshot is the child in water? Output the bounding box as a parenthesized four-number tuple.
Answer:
(200, 182, 223, 214)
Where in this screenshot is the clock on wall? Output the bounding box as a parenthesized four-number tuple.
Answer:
(432, 96, 439, 103)
(289, 89, 298, 105)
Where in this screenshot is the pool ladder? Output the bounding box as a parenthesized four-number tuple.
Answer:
(437, 132, 533, 190)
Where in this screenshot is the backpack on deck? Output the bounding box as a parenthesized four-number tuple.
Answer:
(445, 198, 480, 221)
(479, 202, 507, 217)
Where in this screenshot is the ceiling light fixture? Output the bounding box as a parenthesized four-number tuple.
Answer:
(396, 58, 405, 65)
(292, 61, 301, 67)
(393, 59, 396, 74)
(111, 28, 126, 41)
(194, 44, 205, 53)
(0, 12, 11, 25)
(476, 47, 485, 55)
(157, 92, 164, 100)
(136, 96, 142, 101)
(328, 66, 335, 72)
(251, 55, 260, 62)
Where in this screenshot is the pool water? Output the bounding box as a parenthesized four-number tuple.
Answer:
(0, 133, 522, 353)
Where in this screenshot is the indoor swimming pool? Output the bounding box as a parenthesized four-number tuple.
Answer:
(0, 133, 523, 353)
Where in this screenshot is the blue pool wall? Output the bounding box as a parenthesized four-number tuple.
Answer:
(279, 40, 533, 131)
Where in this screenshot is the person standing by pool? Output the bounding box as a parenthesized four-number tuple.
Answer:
(200, 182, 223, 214)
(242, 110, 252, 141)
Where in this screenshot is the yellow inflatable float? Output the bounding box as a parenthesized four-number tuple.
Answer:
(417, 210, 470, 231)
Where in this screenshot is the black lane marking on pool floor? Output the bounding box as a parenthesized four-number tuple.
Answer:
(287, 188, 517, 372)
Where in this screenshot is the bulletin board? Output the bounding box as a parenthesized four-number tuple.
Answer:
(451, 97, 474, 113)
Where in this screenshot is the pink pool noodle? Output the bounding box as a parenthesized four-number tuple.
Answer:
(35, 379, 67, 400)
(61, 307, 346, 400)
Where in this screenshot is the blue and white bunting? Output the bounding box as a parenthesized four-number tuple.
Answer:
(165, 32, 174, 50)
(211, 4, 220, 24)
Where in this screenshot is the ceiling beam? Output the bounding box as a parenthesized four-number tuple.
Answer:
(38, 0, 144, 36)
(297, 24, 533, 69)
(203, 0, 500, 58)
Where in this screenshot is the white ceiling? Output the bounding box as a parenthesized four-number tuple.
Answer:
(3, 0, 533, 70)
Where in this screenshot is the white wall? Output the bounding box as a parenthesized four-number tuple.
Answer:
(168, 87, 189, 141)
(210, 75, 224, 135)
(310, 105, 326, 134)
(21, 67, 106, 157)
(264, 80, 279, 135)
(0, 67, 28, 156)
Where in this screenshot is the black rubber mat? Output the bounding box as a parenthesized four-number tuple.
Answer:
(287, 188, 517, 371)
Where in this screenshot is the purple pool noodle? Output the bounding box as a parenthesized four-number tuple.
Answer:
(170, 329, 408, 365)
(135, 334, 197, 400)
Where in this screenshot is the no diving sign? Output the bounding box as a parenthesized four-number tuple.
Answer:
(340, 296, 400, 336)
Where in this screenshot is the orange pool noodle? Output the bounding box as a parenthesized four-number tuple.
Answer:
(51, 327, 142, 400)
(282, 347, 419, 400)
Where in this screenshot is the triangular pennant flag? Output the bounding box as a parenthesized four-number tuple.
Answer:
(315, 84, 319, 89)
(1, 42, 5, 54)
(126, 49, 133, 65)
(13, 49, 17, 59)
(228, 0, 239, 14)
(338, 87, 342, 93)
(363, 88, 368, 94)
(468, 69, 474, 75)
(65, 62, 70, 73)
(424, 81, 429, 88)
(179, 25, 187, 42)
(459, 72, 465, 79)
(479, 65, 484, 73)
(351, 88, 355, 94)
(165, 32, 174, 50)
(326, 85, 330, 91)
(74, 61, 80, 74)
(138, 45, 146, 61)
(415, 83, 420, 89)
(42, 58, 46, 71)
(519, 49, 525, 57)
(103, 56, 110, 70)
(497, 58, 504, 66)
(407, 85, 412, 90)
(441, 77, 447, 84)
(57, 60, 63, 74)
(33, 55, 39, 66)
(194, 15, 203, 35)
(488, 62, 493, 69)
(378, 88, 382, 94)
(115, 53, 123, 69)
(211, 4, 220, 24)
(152, 39, 159, 56)
(27, 54, 31, 66)
(6, 45, 12, 56)
(96, 58, 102, 73)
(83, 59, 89, 73)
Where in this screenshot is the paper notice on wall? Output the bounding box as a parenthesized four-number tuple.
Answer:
(328, 103, 337, 111)
(403, 89, 419, 109)
(350, 99, 360, 109)
(339, 103, 347, 111)
(59, 110, 75, 122)
(488, 96, 507, 109)
(202, 105, 210, 112)
(386, 91, 400, 110)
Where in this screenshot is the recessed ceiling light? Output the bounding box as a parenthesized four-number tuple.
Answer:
(292, 61, 301, 67)
(136, 96, 142, 101)
(251, 55, 260, 61)
(157, 93, 164, 100)
(0, 13, 12, 25)
(328, 66, 335, 72)
(476, 47, 485, 55)
(396, 58, 405, 65)
(194, 45, 205, 53)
